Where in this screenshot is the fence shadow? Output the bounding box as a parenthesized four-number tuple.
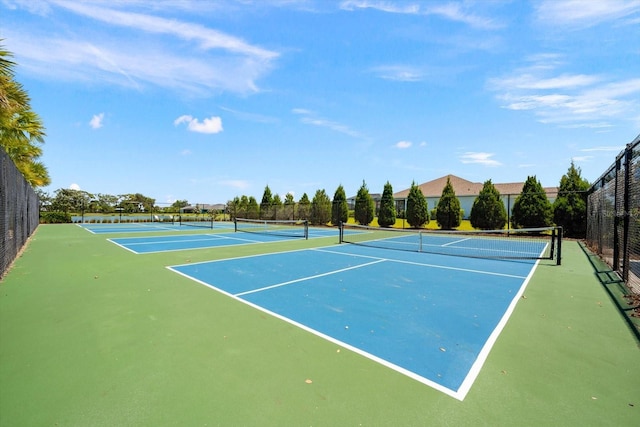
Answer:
(579, 241, 640, 345)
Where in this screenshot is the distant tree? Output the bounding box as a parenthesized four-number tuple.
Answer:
(331, 184, 349, 226)
(119, 193, 155, 213)
(436, 177, 461, 229)
(283, 192, 295, 219)
(171, 200, 189, 210)
(227, 197, 240, 219)
(36, 188, 51, 211)
(553, 161, 590, 238)
(406, 181, 429, 228)
(247, 196, 259, 219)
(94, 193, 119, 213)
(260, 185, 274, 219)
(272, 194, 283, 219)
(310, 189, 331, 225)
(354, 180, 375, 226)
(238, 196, 249, 218)
(50, 188, 91, 213)
(511, 176, 553, 229)
(470, 180, 507, 230)
(298, 193, 311, 221)
(378, 181, 396, 227)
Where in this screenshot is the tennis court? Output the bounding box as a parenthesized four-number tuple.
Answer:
(78, 221, 235, 234)
(169, 241, 541, 400)
(1, 224, 638, 426)
(108, 223, 338, 254)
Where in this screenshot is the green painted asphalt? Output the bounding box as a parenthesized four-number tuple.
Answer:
(0, 224, 638, 426)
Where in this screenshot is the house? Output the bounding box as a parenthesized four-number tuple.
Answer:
(393, 175, 558, 219)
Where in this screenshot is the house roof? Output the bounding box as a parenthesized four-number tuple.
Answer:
(393, 174, 557, 199)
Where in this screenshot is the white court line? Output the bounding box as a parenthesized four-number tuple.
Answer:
(441, 237, 471, 246)
(235, 259, 385, 297)
(313, 247, 528, 279)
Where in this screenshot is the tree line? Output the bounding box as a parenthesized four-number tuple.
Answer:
(228, 161, 590, 238)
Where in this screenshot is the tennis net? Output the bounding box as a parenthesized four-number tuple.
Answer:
(235, 218, 309, 239)
(179, 215, 214, 229)
(339, 223, 562, 264)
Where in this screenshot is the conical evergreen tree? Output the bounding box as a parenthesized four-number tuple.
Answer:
(354, 180, 375, 226)
(377, 181, 396, 227)
(331, 184, 349, 226)
(436, 177, 461, 229)
(511, 176, 553, 228)
(406, 181, 429, 228)
(553, 161, 590, 237)
(470, 179, 507, 230)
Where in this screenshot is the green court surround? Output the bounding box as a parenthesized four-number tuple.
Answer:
(0, 225, 638, 426)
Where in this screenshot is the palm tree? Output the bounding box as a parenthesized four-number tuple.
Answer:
(0, 42, 50, 186)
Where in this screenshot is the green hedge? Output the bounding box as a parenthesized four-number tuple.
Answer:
(40, 212, 72, 224)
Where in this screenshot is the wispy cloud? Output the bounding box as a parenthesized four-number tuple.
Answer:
(340, 0, 504, 30)
(459, 152, 502, 167)
(219, 106, 279, 124)
(6, 1, 279, 95)
(221, 179, 251, 190)
(340, 0, 420, 14)
(174, 115, 223, 134)
(488, 55, 640, 128)
(571, 155, 594, 162)
(535, 0, 640, 28)
(89, 113, 104, 129)
(580, 146, 625, 152)
(292, 108, 363, 138)
(371, 65, 425, 82)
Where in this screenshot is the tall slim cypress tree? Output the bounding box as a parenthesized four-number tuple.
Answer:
(378, 181, 396, 227)
(406, 181, 429, 228)
(436, 177, 461, 229)
(331, 184, 349, 226)
(354, 180, 375, 226)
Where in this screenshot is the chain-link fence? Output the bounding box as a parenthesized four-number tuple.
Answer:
(1, 147, 40, 279)
(586, 136, 640, 299)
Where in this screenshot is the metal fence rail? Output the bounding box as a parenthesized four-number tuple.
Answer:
(0, 147, 39, 279)
(586, 135, 640, 295)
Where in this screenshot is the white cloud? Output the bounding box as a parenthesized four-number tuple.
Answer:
(581, 146, 625, 152)
(340, 1, 420, 14)
(221, 180, 251, 190)
(340, 0, 503, 29)
(55, 1, 278, 60)
(459, 152, 502, 167)
(174, 115, 223, 134)
(371, 65, 425, 82)
(69, 183, 81, 190)
(292, 108, 362, 138)
(89, 113, 104, 129)
(489, 55, 640, 127)
(571, 156, 594, 162)
(6, 1, 279, 95)
(535, 0, 640, 27)
(395, 141, 412, 149)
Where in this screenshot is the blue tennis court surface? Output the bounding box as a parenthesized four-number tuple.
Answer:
(168, 244, 540, 400)
(109, 228, 339, 254)
(78, 222, 235, 234)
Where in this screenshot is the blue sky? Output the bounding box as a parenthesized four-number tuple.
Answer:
(3, 0, 639, 205)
